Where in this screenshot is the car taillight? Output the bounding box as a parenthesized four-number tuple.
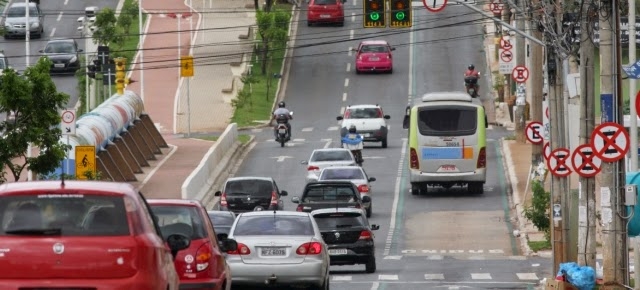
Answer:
(227, 243, 251, 255)
(409, 148, 419, 169)
(357, 184, 370, 193)
(308, 166, 319, 171)
(220, 192, 228, 207)
(270, 191, 278, 206)
(358, 56, 362, 60)
(296, 242, 323, 255)
(296, 204, 304, 212)
(477, 147, 486, 168)
(359, 230, 372, 240)
(195, 244, 212, 271)
(354, 204, 361, 209)
(387, 54, 391, 59)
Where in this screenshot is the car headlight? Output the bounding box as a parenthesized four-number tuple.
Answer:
(69, 56, 78, 63)
(31, 22, 39, 28)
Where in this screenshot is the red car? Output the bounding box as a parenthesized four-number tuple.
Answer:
(353, 40, 395, 74)
(0, 181, 190, 290)
(148, 199, 237, 290)
(307, 0, 345, 26)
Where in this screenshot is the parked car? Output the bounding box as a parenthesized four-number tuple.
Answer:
(2, 2, 44, 39)
(307, 0, 345, 26)
(311, 208, 380, 273)
(337, 104, 391, 148)
(0, 181, 189, 289)
(39, 38, 83, 74)
(292, 181, 369, 213)
(207, 210, 236, 236)
(226, 211, 330, 289)
(303, 148, 357, 182)
(148, 199, 237, 290)
(312, 166, 376, 217)
(213, 177, 288, 214)
(352, 40, 395, 74)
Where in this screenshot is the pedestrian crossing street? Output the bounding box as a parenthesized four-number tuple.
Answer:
(329, 272, 541, 282)
(248, 125, 495, 133)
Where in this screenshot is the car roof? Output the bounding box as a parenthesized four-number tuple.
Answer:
(0, 181, 137, 197)
(238, 211, 311, 218)
(226, 176, 273, 182)
(311, 148, 351, 153)
(345, 104, 381, 109)
(46, 38, 75, 44)
(147, 198, 203, 207)
(319, 166, 364, 171)
(10, 2, 37, 7)
(311, 207, 365, 215)
(361, 40, 388, 45)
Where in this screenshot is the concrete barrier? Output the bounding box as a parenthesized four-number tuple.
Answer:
(181, 123, 239, 201)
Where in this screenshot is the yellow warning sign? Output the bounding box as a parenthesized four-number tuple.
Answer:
(75, 145, 96, 180)
(180, 55, 194, 77)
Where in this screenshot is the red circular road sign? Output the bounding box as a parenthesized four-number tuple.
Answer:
(512, 65, 529, 83)
(525, 121, 544, 145)
(547, 148, 572, 177)
(500, 50, 513, 63)
(499, 37, 512, 50)
(490, 1, 503, 14)
(543, 142, 551, 161)
(590, 122, 630, 162)
(61, 110, 75, 124)
(545, 107, 549, 119)
(635, 90, 640, 117)
(571, 144, 602, 178)
(422, 0, 447, 12)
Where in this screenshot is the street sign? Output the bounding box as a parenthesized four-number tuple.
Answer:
(591, 122, 630, 162)
(75, 145, 96, 180)
(511, 65, 529, 83)
(571, 144, 602, 178)
(525, 121, 543, 144)
(422, 0, 447, 12)
(543, 142, 551, 161)
(623, 60, 640, 79)
(60, 109, 76, 135)
(542, 99, 550, 140)
(499, 37, 513, 50)
(180, 55, 194, 77)
(498, 48, 515, 74)
(489, 0, 503, 14)
(547, 148, 572, 177)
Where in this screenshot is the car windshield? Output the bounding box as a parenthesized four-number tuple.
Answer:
(313, 0, 338, 4)
(310, 150, 353, 162)
(151, 205, 208, 240)
(345, 108, 382, 119)
(303, 186, 356, 202)
(233, 215, 313, 236)
(224, 180, 273, 196)
(360, 45, 388, 53)
(0, 194, 130, 236)
(320, 168, 364, 180)
(313, 212, 365, 230)
(208, 212, 235, 226)
(44, 42, 76, 54)
(7, 6, 38, 17)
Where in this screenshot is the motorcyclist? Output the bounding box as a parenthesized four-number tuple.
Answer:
(272, 101, 292, 140)
(342, 125, 364, 164)
(464, 64, 481, 95)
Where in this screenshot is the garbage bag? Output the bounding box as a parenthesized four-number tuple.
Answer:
(557, 262, 596, 290)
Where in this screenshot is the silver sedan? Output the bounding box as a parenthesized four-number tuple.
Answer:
(303, 148, 357, 183)
(226, 211, 331, 289)
(310, 166, 376, 218)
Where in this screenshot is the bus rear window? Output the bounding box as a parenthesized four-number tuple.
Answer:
(417, 106, 477, 136)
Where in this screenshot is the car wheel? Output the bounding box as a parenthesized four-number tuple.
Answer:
(381, 138, 387, 148)
(366, 203, 372, 218)
(365, 255, 376, 273)
(307, 21, 312, 26)
(468, 182, 484, 194)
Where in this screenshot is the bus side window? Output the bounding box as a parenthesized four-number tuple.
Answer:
(402, 106, 410, 129)
(485, 113, 488, 128)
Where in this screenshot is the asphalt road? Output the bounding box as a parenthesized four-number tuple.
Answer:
(231, 1, 553, 289)
(1, 0, 119, 108)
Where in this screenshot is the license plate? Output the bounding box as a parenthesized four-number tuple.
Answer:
(261, 248, 286, 256)
(329, 249, 348, 255)
(320, 14, 331, 18)
(369, 57, 379, 61)
(278, 128, 286, 134)
(54, 64, 65, 68)
(438, 165, 459, 172)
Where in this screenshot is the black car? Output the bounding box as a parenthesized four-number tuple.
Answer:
(311, 207, 379, 273)
(213, 177, 288, 214)
(291, 181, 369, 213)
(39, 38, 83, 74)
(206, 210, 236, 236)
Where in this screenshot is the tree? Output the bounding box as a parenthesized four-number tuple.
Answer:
(0, 57, 71, 181)
(118, 0, 139, 35)
(255, 9, 290, 74)
(92, 8, 124, 46)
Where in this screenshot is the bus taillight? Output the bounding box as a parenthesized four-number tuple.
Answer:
(477, 147, 486, 168)
(409, 148, 419, 169)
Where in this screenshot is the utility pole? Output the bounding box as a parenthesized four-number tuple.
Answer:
(530, 0, 544, 163)
(629, 0, 640, 286)
(504, 8, 513, 122)
(577, 0, 597, 269)
(514, 0, 526, 143)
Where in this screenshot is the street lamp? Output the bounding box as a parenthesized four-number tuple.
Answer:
(167, 12, 192, 79)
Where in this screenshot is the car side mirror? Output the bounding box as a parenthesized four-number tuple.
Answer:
(391, 47, 396, 51)
(77, 49, 83, 52)
(384, 115, 390, 120)
(368, 177, 376, 182)
(217, 233, 228, 241)
(371, 224, 380, 230)
(402, 115, 410, 129)
(291, 196, 300, 203)
(214, 191, 222, 196)
(362, 196, 371, 203)
(166, 233, 191, 259)
(301, 160, 308, 165)
(219, 238, 237, 252)
(336, 116, 343, 121)
(280, 190, 288, 196)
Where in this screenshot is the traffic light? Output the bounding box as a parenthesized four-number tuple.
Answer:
(87, 64, 96, 79)
(363, 0, 385, 28)
(114, 57, 126, 95)
(389, 0, 411, 28)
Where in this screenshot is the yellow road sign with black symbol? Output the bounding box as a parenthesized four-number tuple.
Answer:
(75, 145, 96, 180)
(181, 56, 194, 77)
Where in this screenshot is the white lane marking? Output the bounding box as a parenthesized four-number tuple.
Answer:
(370, 282, 380, 290)
(344, 78, 349, 87)
(302, 127, 314, 132)
(351, 12, 355, 22)
(384, 138, 407, 255)
(346, 63, 351, 72)
(348, 46, 353, 56)
(349, 29, 354, 39)
(427, 255, 444, 260)
(333, 276, 352, 281)
(64, 0, 69, 5)
(517, 273, 539, 280)
(57, 12, 63, 21)
(327, 126, 339, 131)
(424, 274, 445, 280)
(378, 275, 399, 281)
(388, 125, 391, 130)
(340, 107, 345, 114)
(323, 138, 332, 148)
(49, 27, 56, 37)
(471, 273, 492, 280)
(384, 255, 402, 260)
(136, 145, 178, 191)
(342, 93, 347, 102)
(293, 138, 305, 142)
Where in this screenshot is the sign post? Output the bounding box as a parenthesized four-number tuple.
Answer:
(75, 145, 96, 180)
(547, 148, 573, 177)
(181, 55, 195, 138)
(61, 109, 76, 176)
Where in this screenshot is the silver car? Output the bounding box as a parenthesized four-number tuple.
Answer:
(2, 2, 44, 39)
(226, 211, 331, 289)
(303, 148, 357, 182)
(312, 166, 376, 218)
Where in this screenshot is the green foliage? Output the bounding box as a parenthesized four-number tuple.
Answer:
(75, 55, 87, 116)
(92, 8, 123, 46)
(40, 170, 108, 181)
(232, 74, 259, 109)
(523, 180, 551, 241)
(0, 57, 71, 181)
(118, 0, 139, 35)
(255, 8, 290, 74)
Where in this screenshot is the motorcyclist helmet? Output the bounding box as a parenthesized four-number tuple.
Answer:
(278, 101, 286, 108)
(348, 125, 357, 133)
(468, 64, 475, 70)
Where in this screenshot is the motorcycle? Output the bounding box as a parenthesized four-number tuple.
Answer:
(342, 133, 364, 166)
(464, 76, 479, 98)
(274, 112, 293, 147)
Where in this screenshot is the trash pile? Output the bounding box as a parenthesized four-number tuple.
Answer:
(555, 262, 596, 290)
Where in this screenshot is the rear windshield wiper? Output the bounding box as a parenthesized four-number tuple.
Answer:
(5, 228, 62, 236)
(336, 224, 352, 228)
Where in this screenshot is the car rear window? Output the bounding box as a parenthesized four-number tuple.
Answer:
(310, 151, 353, 162)
(417, 106, 477, 136)
(360, 45, 388, 53)
(0, 194, 129, 236)
(225, 180, 273, 196)
(313, 0, 338, 4)
(233, 215, 313, 236)
(320, 168, 364, 180)
(345, 108, 382, 119)
(208, 212, 235, 226)
(313, 212, 366, 230)
(151, 205, 208, 240)
(7, 6, 39, 17)
(303, 186, 356, 202)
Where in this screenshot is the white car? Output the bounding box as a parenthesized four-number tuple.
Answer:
(310, 166, 376, 217)
(302, 148, 357, 183)
(336, 104, 390, 148)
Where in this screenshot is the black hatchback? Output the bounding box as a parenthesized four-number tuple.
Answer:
(214, 177, 288, 214)
(311, 207, 379, 273)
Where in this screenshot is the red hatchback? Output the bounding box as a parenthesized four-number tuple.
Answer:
(0, 181, 190, 290)
(353, 40, 395, 74)
(148, 199, 237, 290)
(307, 0, 345, 26)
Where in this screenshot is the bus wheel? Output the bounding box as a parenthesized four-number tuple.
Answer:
(468, 182, 484, 194)
(411, 184, 420, 195)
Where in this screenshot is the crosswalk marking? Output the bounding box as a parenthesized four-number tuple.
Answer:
(328, 126, 339, 131)
(471, 273, 492, 280)
(378, 274, 399, 281)
(384, 255, 403, 260)
(426, 255, 444, 260)
(332, 276, 352, 281)
(424, 274, 445, 280)
(517, 273, 539, 280)
(302, 127, 314, 132)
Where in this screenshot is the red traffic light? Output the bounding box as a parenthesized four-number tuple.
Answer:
(370, 2, 379, 9)
(395, 1, 404, 9)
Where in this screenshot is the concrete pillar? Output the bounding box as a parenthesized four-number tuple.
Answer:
(136, 117, 162, 154)
(96, 156, 114, 181)
(129, 122, 157, 160)
(106, 142, 136, 182)
(98, 150, 126, 182)
(121, 130, 149, 167)
(140, 114, 169, 148)
(114, 136, 142, 174)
